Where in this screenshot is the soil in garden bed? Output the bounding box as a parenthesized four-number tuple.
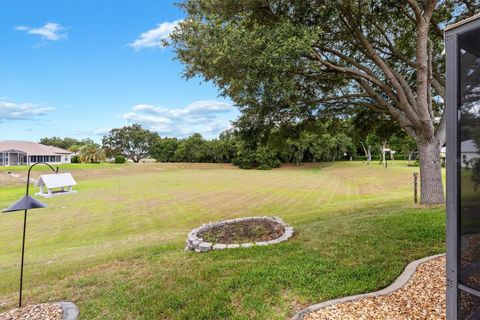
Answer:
(199, 220, 285, 244)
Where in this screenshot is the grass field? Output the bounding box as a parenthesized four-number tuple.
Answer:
(0, 161, 445, 319)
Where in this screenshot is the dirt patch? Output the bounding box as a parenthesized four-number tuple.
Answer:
(199, 219, 285, 244)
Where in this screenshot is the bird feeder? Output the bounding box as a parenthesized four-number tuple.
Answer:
(35, 172, 77, 198)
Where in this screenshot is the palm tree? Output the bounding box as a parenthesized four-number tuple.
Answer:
(79, 144, 106, 163)
(68, 144, 81, 156)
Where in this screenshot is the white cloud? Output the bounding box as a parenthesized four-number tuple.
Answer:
(0, 100, 55, 121)
(122, 100, 234, 138)
(129, 20, 181, 51)
(15, 22, 67, 41)
(75, 128, 111, 136)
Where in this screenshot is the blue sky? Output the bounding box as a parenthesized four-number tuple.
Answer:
(0, 0, 238, 142)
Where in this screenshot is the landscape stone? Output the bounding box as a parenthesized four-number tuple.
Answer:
(213, 243, 227, 250)
(267, 239, 281, 244)
(199, 242, 213, 252)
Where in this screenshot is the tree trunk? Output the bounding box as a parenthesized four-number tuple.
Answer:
(417, 138, 444, 204)
(380, 140, 387, 168)
(361, 142, 371, 165)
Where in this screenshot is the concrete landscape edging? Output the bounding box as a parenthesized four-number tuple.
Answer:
(291, 253, 446, 320)
(185, 216, 294, 252)
(59, 301, 79, 320)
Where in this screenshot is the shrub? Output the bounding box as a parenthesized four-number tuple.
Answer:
(255, 147, 281, 169)
(234, 151, 256, 169)
(114, 155, 126, 164)
(234, 147, 280, 170)
(71, 155, 79, 163)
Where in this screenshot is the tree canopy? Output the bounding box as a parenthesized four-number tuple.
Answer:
(39, 137, 93, 150)
(102, 124, 159, 163)
(170, 0, 479, 204)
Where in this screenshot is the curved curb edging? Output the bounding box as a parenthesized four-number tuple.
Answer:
(185, 216, 294, 252)
(59, 301, 79, 320)
(291, 253, 445, 320)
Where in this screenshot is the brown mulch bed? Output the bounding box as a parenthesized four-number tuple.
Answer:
(0, 303, 63, 320)
(304, 256, 446, 320)
(199, 220, 285, 244)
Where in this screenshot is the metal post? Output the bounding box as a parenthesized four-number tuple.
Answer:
(19, 209, 27, 308)
(413, 172, 418, 204)
(17, 162, 58, 308)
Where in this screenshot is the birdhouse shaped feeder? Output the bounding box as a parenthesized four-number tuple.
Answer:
(35, 173, 77, 198)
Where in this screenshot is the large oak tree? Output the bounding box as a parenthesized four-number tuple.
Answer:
(170, 0, 479, 204)
(102, 124, 159, 163)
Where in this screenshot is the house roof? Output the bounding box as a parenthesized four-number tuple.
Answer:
(445, 13, 480, 32)
(35, 173, 77, 188)
(442, 139, 480, 153)
(461, 139, 479, 153)
(0, 140, 72, 155)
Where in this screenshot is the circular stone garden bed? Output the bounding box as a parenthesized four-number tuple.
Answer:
(185, 216, 293, 252)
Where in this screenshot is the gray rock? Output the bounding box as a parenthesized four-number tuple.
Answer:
(199, 242, 213, 252)
(227, 244, 240, 249)
(213, 243, 227, 250)
(197, 226, 208, 233)
(59, 301, 79, 320)
(267, 239, 282, 244)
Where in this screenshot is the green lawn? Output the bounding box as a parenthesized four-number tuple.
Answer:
(0, 161, 445, 319)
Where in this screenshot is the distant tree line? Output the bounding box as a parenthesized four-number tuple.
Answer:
(111, 121, 416, 169)
(40, 119, 417, 169)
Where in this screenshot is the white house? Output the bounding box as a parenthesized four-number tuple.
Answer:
(441, 139, 480, 167)
(35, 173, 77, 198)
(0, 140, 73, 166)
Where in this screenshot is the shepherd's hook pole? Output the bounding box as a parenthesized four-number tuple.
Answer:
(18, 163, 58, 308)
